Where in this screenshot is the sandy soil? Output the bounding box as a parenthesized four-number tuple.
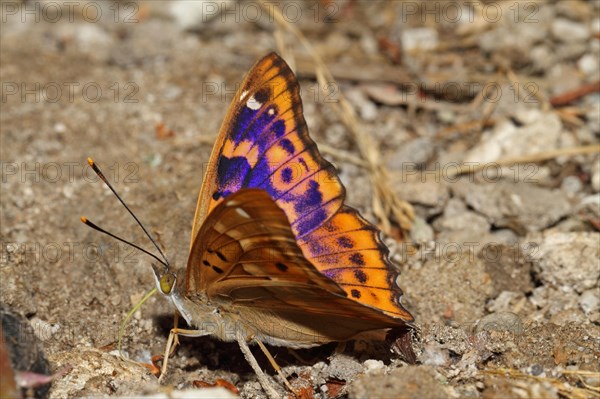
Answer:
(1, 1, 599, 398)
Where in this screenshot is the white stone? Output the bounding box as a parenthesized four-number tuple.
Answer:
(551, 18, 590, 42)
(529, 232, 600, 293)
(591, 17, 600, 35)
(465, 112, 562, 164)
(579, 289, 600, 314)
(363, 359, 385, 373)
(402, 27, 438, 52)
(421, 344, 449, 366)
(170, 0, 234, 30)
(578, 53, 600, 76)
(54, 122, 66, 133)
(592, 160, 600, 192)
(561, 176, 583, 196)
(30, 318, 60, 341)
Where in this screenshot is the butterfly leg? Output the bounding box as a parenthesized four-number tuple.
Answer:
(254, 339, 296, 394)
(235, 329, 281, 399)
(158, 327, 211, 383)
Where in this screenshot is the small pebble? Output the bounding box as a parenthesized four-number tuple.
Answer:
(585, 376, 600, 388)
(530, 364, 543, 376)
(363, 359, 384, 373)
(402, 27, 438, 52)
(420, 344, 449, 366)
(551, 18, 590, 42)
(147, 153, 163, 168)
(170, 0, 233, 30)
(592, 17, 600, 35)
(475, 312, 524, 335)
(54, 123, 66, 133)
(30, 317, 60, 342)
(561, 176, 582, 195)
(591, 163, 600, 192)
(579, 289, 600, 314)
(409, 216, 434, 243)
(578, 54, 599, 76)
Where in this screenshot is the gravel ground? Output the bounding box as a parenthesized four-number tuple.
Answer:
(1, 1, 599, 398)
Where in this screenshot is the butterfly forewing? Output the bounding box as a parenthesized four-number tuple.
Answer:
(192, 53, 345, 246)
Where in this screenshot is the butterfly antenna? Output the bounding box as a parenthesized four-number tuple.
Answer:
(85, 157, 170, 268)
(80, 217, 168, 267)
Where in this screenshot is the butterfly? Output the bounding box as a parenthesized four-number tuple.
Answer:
(85, 52, 414, 398)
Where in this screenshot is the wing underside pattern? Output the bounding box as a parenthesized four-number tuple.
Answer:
(200, 54, 344, 240)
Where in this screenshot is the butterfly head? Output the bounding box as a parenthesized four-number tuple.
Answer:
(150, 262, 211, 328)
(151, 263, 178, 296)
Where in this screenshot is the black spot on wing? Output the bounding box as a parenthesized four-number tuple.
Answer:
(354, 269, 368, 283)
(254, 86, 271, 103)
(349, 252, 365, 266)
(281, 167, 293, 184)
(351, 289, 361, 298)
(279, 138, 295, 154)
(212, 266, 224, 274)
(337, 236, 354, 248)
(275, 262, 288, 272)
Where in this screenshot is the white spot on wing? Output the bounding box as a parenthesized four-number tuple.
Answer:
(246, 95, 262, 110)
(268, 107, 275, 115)
(235, 208, 250, 218)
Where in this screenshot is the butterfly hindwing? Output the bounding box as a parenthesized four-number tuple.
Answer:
(192, 53, 345, 246)
(186, 189, 408, 345)
(187, 189, 344, 295)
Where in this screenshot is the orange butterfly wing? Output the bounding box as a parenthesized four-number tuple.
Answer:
(299, 207, 413, 320)
(188, 52, 412, 323)
(191, 52, 344, 243)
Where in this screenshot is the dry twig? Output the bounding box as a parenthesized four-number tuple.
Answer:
(550, 80, 600, 107)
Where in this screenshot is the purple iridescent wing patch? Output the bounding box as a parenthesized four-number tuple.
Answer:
(204, 53, 345, 239)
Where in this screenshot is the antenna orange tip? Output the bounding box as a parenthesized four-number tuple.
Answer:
(87, 157, 94, 166)
(80, 216, 88, 223)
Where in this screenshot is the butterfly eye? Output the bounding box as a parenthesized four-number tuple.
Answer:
(160, 273, 176, 295)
